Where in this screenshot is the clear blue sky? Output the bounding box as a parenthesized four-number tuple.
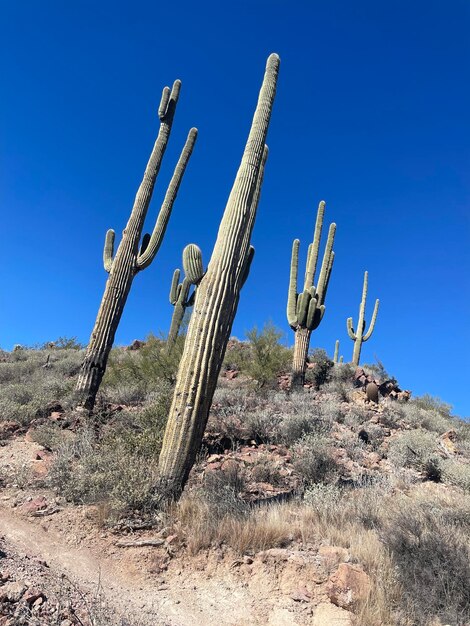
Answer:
(1, 1, 469, 416)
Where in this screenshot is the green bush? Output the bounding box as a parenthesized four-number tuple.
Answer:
(292, 434, 339, 485)
(304, 348, 334, 388)
(228, 323, 292, 389)
(388, 429, 437, 471)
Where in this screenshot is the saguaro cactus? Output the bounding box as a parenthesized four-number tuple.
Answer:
(166, 244, 204, 351)
(75, 83, 197, 410)
(287, 201, 336, 386)
(333, 340, 340, 364)
(158, 53, 280, 496)
(347, 271, 379, 366)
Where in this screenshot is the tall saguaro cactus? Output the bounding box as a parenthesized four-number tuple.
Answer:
(75, 82, 197, 410)
(158, 54, 280, 496)
(166, 244, 204, 351)
(347, 271, 379, 366)
(287, 201, 336, 386)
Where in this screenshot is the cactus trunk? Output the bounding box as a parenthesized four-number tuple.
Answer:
(75, 84, 196, 410)
(292, 328, 311, 386)
(158, 54, 280, 496)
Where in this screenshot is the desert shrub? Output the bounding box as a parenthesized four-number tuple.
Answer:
(413, 394, 452, 417)
(303, 482, 342, 512)
(49, 386, 171, 515)
(41, 336, 84, 350)
(234, 323, 291, 388)
(278, 393, 336, 445)
(30, 422, 66, 450)
(304, 348, 333, 388)
(381, 495, 470, 625)
(400, 401, 453, 434)
(200, 465, 248, 518)
(292, 434, 339, 485)
(388, 429, 437, 471)
(362, 360, 397, 384)
(103, 333, 184, 392)
(244, 408, 282, 443)
(440, 459, 470, 492)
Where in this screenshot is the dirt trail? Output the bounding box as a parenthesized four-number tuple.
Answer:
(0, 505, 271, 625)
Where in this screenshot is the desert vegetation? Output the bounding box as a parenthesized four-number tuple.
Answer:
(1, 53, 469, 626)
(0, 330, 469, 625)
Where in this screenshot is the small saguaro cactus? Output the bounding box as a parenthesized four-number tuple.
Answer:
(158, 53, 280, 497)
(333, 339, 340, 364)
(167, 244, 204, 350)
(347, 271, 379, 366)
(75, 82, 197, 411)
(287, 201, 336, 386)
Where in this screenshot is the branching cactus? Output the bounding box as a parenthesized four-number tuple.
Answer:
(75, 82, 197, 410)
(287, 201, 336, 386)
(347, 271, 379, 366)
(167, 244, 204, 351)
(158, 53, 280, 496)
(333, 339, 340, 364)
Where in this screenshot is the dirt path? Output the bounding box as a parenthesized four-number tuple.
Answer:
(0, 505, 272, 625)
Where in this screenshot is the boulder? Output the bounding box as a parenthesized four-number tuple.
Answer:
(326, 563, 371, 608)
(312, 602, 356, 625)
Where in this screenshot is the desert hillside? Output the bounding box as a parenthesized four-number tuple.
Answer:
(0, 336, 468, 626)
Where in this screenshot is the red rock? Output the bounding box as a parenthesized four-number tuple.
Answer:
(23, 588, 46, 605)
(0, 581, 27, 602)
(0, 421, 20, 440)
(21, 496, 48, 514)
(326, 563, 371, 608)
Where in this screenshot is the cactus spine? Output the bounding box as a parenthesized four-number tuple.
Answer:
(158, 54, 280, 496)
(167, 244, 204, 351)
(347, 271, 379, 366)
(75, 83, 197, 410)
(287, 201, 336, 386)
(333, 339, 340, 364)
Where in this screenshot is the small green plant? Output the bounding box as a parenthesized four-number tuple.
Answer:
(241, 323, 291, 388)
(304, 348, 334, 388)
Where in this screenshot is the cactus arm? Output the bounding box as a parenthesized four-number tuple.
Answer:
(136, 127, 198, 271)
(339, 356, 344, 363)
(363, 298, 379, 341)
(183, 244, 204, 285)
(304, 200, 325, 289)
(103, 229, 115, 273)
(169, 269, 181, 304)
(287, 239, 300, 328)
(167, 277, 190, 349)
(315, 222, 336, 304)
(324, 250, 335, 299)
(347, 317, 357, 340)
(333, 339, 339, 363)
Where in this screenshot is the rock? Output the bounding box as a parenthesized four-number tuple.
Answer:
(35, 401, 63, 419)
(440, 430, 457, 454)
(326, 563, 371, 608)
(290, 586, 311, 602)
(318, 545, 349, 567)
(225, 369, 239, 380)
(127, 339, 145, 350)
(0, 421, 20, 440)
(0, 581, 28, 602)
(23, 588, 46, 605)
(21, 496, 48, 514)
(312, 602, 356, 625)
